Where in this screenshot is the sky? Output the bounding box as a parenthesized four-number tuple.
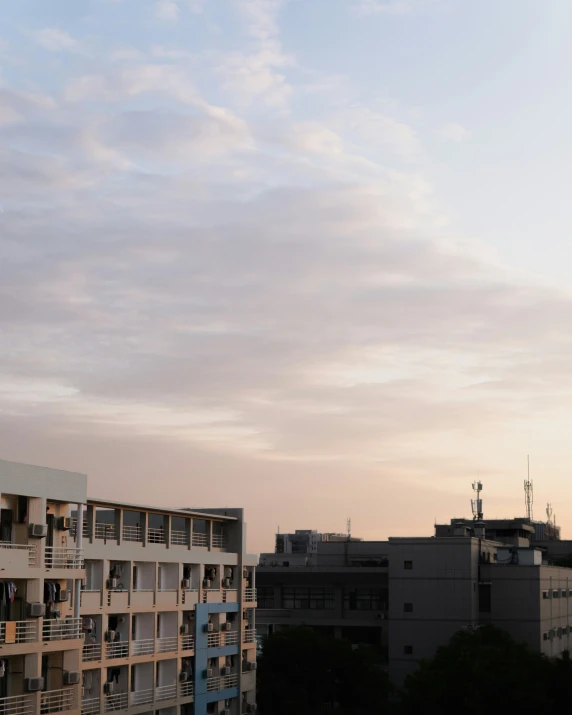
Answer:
(2, 0, 572, 553)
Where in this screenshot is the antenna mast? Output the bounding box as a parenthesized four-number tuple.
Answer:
(471, 481, 483, 521)
(546, 502, 553, 525)
(346, 517, 351, 539)
(524, 454, 534, 521)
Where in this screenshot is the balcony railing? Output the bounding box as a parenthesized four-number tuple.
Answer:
(122, 525, 142, 543)
(221, 673, 239, 689)
(0, 694, 34, 715)
(206, 676, 219, 693)
(170, 530, 188, 546)
(157, 636, 178, 653)
(207, 632, 221, 648)
(243, 629, 257, 643)
(83, 643, 102, 662)
(179, 681, 194, 699)
(131, 638, 155, 656)
(81, 698, 100, 715)
(0, 620, 37, 644)
(70, 519, 91, 539)
(155, 684, 177, 702)
(191, 532, 208, 547)
(130, 690, 153, 707)
(44, 546, 83, 569)
(42, 618, 82, 641)
(212, 534, 226, 548)
(40, 688, 75, 715)
(181, 634, 195, 650)
(95, 523, 116, 541)
(106, 641, 129, 659)
(224, 631, 239, 646)
(243, 588, 257, 603)
(0, 542, 36, 567)
(147, 528, 165, 544)
(104, 693, 128, 713)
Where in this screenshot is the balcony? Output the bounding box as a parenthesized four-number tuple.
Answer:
(0, 694, 34, 715)
(130, 690, 153, 707)
(105, 641, 129, 659)
(81, 698, 101, 715)
(170, 530, 188, 546)
(220, 673, 239, 689)
(223, 631, 239, 646)
(95, 524, 116, 541)
(207, 632, 221, 648)
(42, 618, 82, 641)
(155, 684, 177, 702)
(243, 589, 257, 603)
(211, 534, 226, 549)
(191, 532, 208, 547)
(181, 634, 195, 651)
(104, 693, 128, 713)
(131, 638, 155, 656)
(83, 643, 102, 662)
(0, 542, 36, 568)
(40, 688, 75, 715)
(44, 547, 83, 570)
(147, 528, 165, 544)
(0, 620, 37, 644)
(179, 681, 194, 699)
(156, 636, 178, 653)
(206, 676, 219, 693)
(243, 629, 257, 644)
(121, 525, 142, 543)
(70, 519, 90, 540)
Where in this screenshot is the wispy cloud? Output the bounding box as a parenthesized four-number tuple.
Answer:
(155, 0, 180, 21)
(31, 28, 78, 52)
(437, 121, 471, 143)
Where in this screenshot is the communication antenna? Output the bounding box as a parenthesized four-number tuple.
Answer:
(471, 481, 483, 521)
(547, 502, 553, 525)
(524, 455, 534, 521)
(346, 518, 351, 539)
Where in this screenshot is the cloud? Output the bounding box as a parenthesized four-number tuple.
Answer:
(353, 0, 414, 15)
(437, 121, 471, 143)
(31, 28, 78, 52)
(155, 0, 180, 20)
(188, 0, 206, 12)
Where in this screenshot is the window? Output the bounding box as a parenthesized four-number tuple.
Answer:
(343, 588, 387, 611)
(282, 587, 334, 610)
(479, 584, 491, 613)
(562, 589, 568, 598)
(404, 645, 413, 655)
(404, 603, 413, 613)
(404, 561, 413, 570)
(553, 590, 560, 599)
(257, 586, 275, 609)
(543, 590, 550, 599)
(543, 632, 550, 641)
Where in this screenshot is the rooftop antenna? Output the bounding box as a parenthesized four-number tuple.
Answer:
(471, 481, 483, 521)
(547, 502, 553, 525)
(346, 517, 351, 539)
(524, 455, 534, 521)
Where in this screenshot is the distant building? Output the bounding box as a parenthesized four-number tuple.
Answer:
(274, 530, 362, 557)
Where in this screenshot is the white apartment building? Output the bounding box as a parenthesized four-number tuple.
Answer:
(0, 459, 258, 715)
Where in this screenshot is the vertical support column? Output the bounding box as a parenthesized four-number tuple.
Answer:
(116, 509, 123, 546)
(207, 520, 213, 552)
(164, 515, 171, 550)
(186, 518, 192, 551)
(85, 505, 95, 543)
(24, 652, 42, 715)
(141, 512, 149, 548)
(73, 503, 84, 620)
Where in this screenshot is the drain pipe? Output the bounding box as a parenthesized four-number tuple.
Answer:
(74, 504, 84, 620)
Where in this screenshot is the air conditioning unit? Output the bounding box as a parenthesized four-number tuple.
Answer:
(27, 602, 46, 618)
(247, 705, 258, 713)
(28, 523, 47, 538)
(25, 677, 44, 692)
(63, 671, 81, 686)
(107, 577, 118, 589)
(56, 517, 72, 531)
(220, 666, 230, 676)
(203, 579, 211, 588)
(223, 622, 232, 632)
(203, 668, 213, 679)
(223, 578, 231, 588)
(181, 579, 191, 589)
(180, 624, 189, 635)
(103, 682, 114, 695)
(248, 662, 257, 671)
(179, 671, 189, 683)
(104, 630, 116, 642)
(57, 589, 69, 603)
(204, 623, 214, 633)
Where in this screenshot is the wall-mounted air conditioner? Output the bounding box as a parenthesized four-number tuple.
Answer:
(223, 578, 231, 588)
(220, 666, 230, 676)
(224, 622, 232, 631)
(204, 623, 214, 633)
(203, 668, 213, 679)
(103, 682, 114, 695)
(27, 603, 46, 618)
(63, 671, 81, 686)
(56, 517, 72, 531)
(28, 523, 47, 538)
(180, 624, 189, 635)
(181, 579, 191, 589)
(104, 630, 116, 642)
(106, 577, 118, 590)
(25, 677, 44, 692)
(248, 662, 257, 671)
(57, 589, 69, 603)
(203, 579, 211, 588)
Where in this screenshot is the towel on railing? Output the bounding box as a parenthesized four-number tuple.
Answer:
(4, 621, 16, 644)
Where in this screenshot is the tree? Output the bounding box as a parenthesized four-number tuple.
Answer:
(257, 627, 390, 714)
(398, 626, 553, 715)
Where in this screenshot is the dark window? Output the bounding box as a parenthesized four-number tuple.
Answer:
(404, 645, 413, 655)
(343, 588, 387, 611)
(257, 586, 275, 609)
(282, 587, 334, 610)
(479, 584, 491, 613)
(404, 603, 413, 613)
(404, 561, 413, 570)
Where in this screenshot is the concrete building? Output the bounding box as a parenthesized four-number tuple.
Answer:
(0, 459, 257, 715)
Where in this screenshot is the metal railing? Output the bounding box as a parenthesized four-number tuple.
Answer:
(212, 534, 226, 548)
(181, 634, 195, 650)
(131, 638, 155, 656)
(42, 618, 83, 641)
(105, 641, 129, 659)
(224, 631, 239, 645)
(70, 519, 91, 539)
(81, 698, 100, 715)
(83, 643, 102, 661)
(170, 530, 188, 546)
(0, 620, 37, 644)
(95, 523, 116, 541)
(157, 636, 178, 653)
(206, 676, 219, 693)
(40, 688, 75, 714)
(243, 588, 257, 603)
(243, 629, 257, 643)
(130, 690, 153, 707)
(191, 532, 208, 547)
(147, 528, 165, 544)
(44, 546, 83, 569)
(104, 693, 128, 713)
(155, 684, 177, 702)
(221, 673, 239, 689)
(0, 694, 34, 715)
(179, 681, 194, 698)
(207, 632, 221, 647)
(122, 525, 142, 542)
(0, 542, 36, 567)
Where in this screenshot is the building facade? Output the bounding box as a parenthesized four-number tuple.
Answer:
(0, 459, 257, 715)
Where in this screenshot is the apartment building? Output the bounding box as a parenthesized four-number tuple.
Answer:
(0, 459, 257, 715)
